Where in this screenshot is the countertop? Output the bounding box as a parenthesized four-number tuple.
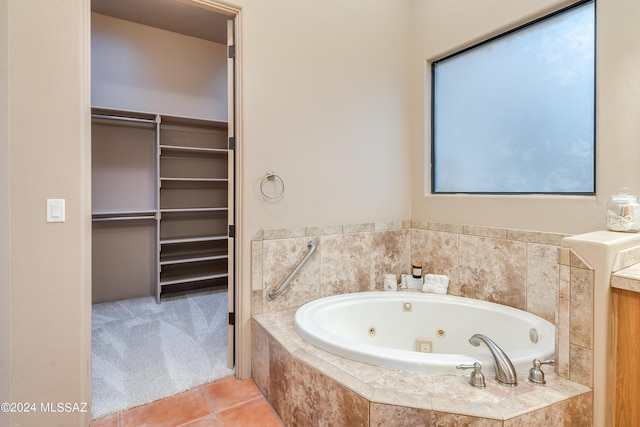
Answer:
(611, 262, 640, 293)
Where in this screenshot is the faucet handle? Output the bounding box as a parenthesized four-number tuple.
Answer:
(528, 359, 554, 384)
(457, 361, 486, 388)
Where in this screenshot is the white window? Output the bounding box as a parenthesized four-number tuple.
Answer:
(431, 0, 595, 194)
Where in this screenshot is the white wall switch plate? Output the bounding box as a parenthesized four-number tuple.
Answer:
(46, 199, 65, 223)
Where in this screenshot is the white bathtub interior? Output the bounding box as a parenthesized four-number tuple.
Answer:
(294, 291, 555, 376)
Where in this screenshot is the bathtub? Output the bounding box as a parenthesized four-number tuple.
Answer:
(293, 291, 555, 376)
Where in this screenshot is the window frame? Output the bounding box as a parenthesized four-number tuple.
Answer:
(430, 0, 596, 196)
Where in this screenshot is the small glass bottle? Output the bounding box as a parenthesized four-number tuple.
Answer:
(412, 262, 423, 279)
(607, 193, 640, 232)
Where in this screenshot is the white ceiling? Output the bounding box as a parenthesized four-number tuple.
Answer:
(91, 0, 229, 44)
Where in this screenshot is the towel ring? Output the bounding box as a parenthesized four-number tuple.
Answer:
(260, 171, 285, 199)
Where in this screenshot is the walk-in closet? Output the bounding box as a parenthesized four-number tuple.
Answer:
(90, 0, 235, 419)
(92, 110, 230, 303)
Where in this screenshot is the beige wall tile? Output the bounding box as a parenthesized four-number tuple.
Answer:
(611, 245, 640, 272)
(344, 222, 375, 234)
(320, 232, 372, 296)
(374, 220, 404, 231)
(463, 225, 508, 239)
(306, 224, 342, 236)
(250, 319, 270, 399)
(262, 237, 321, 312)
(458, 235, 527, 309)
(262, 226, 305, 240)
(268, 334, 294, 426)
(411, 228, 459, 295)
(507, 229, 566, 246)
(251, 289, 263, 316)
(371, 229, 411, 291)
(370, 403, 431, 427)
(432, 412, 502, 427)
(526, 243, 559, 323)
(570, 250, 592, 269)
(556, 265, 571, 378)
(503, 392, 592, 426)
(370, 404, 502, 427)
(558, 247, 571, 266)
(428, 221, 465, 234)
(411, 219, 430, 230)
(290, 359, 369, 427)
(570, 267, 594, 350)
(251, 240, 263, 292)
(569, 344, 593, 388)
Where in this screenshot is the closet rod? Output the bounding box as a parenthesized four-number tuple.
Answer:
(91, 114, 155, 124)
(92, 215, 156, 222)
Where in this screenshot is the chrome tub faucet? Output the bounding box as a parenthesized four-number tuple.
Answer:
(469, 333, 517, 386)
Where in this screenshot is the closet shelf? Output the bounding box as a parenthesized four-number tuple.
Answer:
(160, 254, 228, 266)
(160, 235, 228, 245)
(92, 215, 156, 222)
(160, 145, 228, 154)
(160, 273, 228, 287)
(160, 177, 228, 182)
(160, 207, 228, 213)
(92, 209, 157, 216)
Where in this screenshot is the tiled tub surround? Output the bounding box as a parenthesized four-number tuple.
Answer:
(252, 221, 567, 323)
(252, 308, 592, 426)
(251, 221, 596, 424)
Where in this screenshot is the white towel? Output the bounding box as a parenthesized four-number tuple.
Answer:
(422, 274, 449, 294)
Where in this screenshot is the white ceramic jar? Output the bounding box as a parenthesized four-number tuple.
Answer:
(383, 274, 397, 291)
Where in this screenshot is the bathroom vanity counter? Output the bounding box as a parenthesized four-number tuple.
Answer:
(611, 262, 640, 292)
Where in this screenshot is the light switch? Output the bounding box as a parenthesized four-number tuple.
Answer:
(47, 199, 65, 223)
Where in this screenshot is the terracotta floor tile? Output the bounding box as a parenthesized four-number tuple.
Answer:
(178, 414, 223, 427)
(121, 386, 213, 427)
(93, 378, 281, 427)
(91, 412, 119, 427)
(218, 396, 284, 427)
(204, 376, 263, 412)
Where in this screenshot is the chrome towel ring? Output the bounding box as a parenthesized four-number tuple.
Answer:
(260, 171, 285, 199)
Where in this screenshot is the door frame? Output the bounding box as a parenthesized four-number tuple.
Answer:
(186, 0, 246, 379)
(86, 0, 247, 380)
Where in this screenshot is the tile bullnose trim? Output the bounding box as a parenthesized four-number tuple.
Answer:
(611, 245, 640, 272)
(256, 220, 568, 245)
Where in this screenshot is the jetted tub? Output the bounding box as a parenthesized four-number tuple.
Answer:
(294, 291, 555, 376)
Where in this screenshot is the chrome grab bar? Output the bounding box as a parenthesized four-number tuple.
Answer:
(266, 240, 317, 301)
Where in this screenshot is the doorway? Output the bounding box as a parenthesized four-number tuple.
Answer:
(89, 0, 238, 418)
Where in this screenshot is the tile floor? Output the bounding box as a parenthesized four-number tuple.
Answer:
(91, 376, 284, 427)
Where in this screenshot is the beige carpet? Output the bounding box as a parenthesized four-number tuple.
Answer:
(91, 290, 234, 419)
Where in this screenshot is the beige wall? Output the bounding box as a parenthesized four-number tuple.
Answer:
(237, 0, 412, 232)
(2, 0, 92, 426)
(0, 0, 10, 425)
(411, 0, 640, 235)
(91, 13, 228, 121)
